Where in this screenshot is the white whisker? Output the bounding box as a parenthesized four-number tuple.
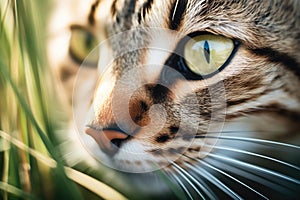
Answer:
(204, 130, 287, 134)
(170, 162, 206, 199)
(208, 154, 300, 185)
(196, 157, 269, 199)
(184, 162, 243, 199)
(205, 157, 294, 194)
(171, 164, 218, 200)
(202, 144, 300, 171)
(196, 135, 300, 150)
(171, 0, 179, 21)
(167, 171, 194, 200)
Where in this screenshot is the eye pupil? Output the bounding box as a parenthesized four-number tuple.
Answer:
(203, 40, 210, 64)
(86, 33, 94, 48)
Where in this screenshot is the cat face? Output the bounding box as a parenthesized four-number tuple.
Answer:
(69, 0, 300, 173)
(48, 0, 300, 198)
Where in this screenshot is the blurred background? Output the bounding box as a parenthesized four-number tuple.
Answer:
(0, 1, 128, 199)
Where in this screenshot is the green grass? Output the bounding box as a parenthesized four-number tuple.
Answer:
(0, 1, 127, 199)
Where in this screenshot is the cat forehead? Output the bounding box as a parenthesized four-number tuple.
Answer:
(100, 0, 299, 29)
(96, 0, 299, 52)
(93, 0, 300, 80)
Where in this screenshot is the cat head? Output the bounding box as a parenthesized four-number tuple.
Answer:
(48, 0, 300, 176)
(66, 0, 300, 173)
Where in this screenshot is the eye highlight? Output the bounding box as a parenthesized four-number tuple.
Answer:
(181, 33, 238, 79)
(69, 25, 99, 66)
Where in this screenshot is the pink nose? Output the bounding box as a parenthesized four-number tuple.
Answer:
(85, 127, 129, 155)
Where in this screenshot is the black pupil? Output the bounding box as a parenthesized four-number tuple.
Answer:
(85, 33, 94, 49)
(203, 40, 210, 64)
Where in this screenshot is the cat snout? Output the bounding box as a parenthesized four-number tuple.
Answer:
(85, 126, 130, 156)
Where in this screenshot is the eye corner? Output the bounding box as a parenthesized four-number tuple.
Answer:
(232, 38, 241, 48)
(177, 56, 218, 80)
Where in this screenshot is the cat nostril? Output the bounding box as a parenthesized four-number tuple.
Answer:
(85, 127, 129, 156)
(111, 138, 125, 148)
(102, 130, 129, 155)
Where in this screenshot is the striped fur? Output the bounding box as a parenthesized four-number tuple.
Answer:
(48, 0, 300, 198)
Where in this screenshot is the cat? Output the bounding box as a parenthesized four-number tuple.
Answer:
(48, 0, 300, 199)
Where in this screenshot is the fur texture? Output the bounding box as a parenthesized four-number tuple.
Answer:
(48, 0, 300, 198)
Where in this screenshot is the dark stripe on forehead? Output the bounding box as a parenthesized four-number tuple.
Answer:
(169, 0, 188, 30)
(123, 0, 137, 18)
(138, 0, 154, 24)
(88, 0, 101, 25)
(110, 0, 137, 19)
(111, 0, 118, 17)
(250, 47, 300, 79)
(109, 0, 138, 31)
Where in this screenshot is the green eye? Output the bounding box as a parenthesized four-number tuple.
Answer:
(183, 34, 235, 77)
(69, 26, 99, 66)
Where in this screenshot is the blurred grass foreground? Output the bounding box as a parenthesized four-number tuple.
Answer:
(0, 1, 126, 199)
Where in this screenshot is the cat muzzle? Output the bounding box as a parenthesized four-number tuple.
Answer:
(85, 127, 129, 156)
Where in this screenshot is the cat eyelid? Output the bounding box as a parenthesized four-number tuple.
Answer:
(182, 31, 240, 47)
(69, 24, 96, 35)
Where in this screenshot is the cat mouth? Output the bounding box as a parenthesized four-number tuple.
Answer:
(85, 125, 131, 156)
